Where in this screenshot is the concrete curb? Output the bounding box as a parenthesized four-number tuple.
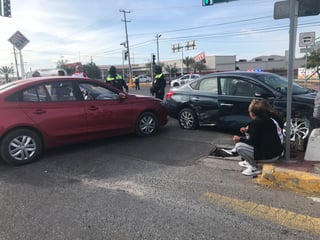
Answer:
(255, 164, 320, 195)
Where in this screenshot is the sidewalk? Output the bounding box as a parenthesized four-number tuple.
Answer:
(255, 150, 320, 195)
(210, 146, 320, 195)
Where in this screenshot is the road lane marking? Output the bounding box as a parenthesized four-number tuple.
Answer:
(82, 179, 146, 197)
(309, 197, 320, 203)
(202, 192, 320, 235)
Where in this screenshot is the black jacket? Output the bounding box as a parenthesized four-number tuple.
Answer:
(153, 73, 166, 93)
(240, 118, 283, 160)
(106, 74, 128, 92)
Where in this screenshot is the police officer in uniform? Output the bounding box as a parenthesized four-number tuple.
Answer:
(106, 66, 128, 92)
(151, 65, 166, 100)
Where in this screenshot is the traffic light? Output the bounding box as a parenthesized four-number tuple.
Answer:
(3, 0, 11, 18)
(202, 0, 213, 6)
(152, 54, 156, 64)
(124, 51, 128, 60)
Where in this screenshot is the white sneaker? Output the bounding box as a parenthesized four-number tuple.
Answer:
(238, 160, 251, 168)
(241, 167, 262, 176)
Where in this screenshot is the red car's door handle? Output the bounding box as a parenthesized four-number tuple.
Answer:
(33, 109, 46, 114)
(88, 106, 99, 111)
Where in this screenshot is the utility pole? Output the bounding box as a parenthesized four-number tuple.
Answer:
(172, 41, 196, 76)
(172, 43, 184, 75)
(119, 9, 133, 86)
(155, 34, 161, 64)
(13, 46, 20, 80)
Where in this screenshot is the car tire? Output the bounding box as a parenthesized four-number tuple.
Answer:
(178, 108, 198, 130)
(0, 129, 43, 165)
(135, 112, 159, 137)
(173, 83, 179, 87)
(283, 117, 310, 141)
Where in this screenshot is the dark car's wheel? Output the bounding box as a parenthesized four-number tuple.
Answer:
(0, 129, 43, 165)
(283, 117, 310, 141)
(136, 112, 159, 137)
(178, 108, 198, 130)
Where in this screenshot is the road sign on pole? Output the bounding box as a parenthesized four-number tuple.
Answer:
(299, 32, 315, 47)
(274, 0, 320, 19)
(8, 31, 29, 50)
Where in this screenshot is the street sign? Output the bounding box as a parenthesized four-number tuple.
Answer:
(8, 31, 29, 50)
(299, 32, 315, 47)
(274, 0, 320, 19)
(300, 47, 313, 53)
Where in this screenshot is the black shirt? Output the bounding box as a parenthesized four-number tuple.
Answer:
(240, 117, 283, 160)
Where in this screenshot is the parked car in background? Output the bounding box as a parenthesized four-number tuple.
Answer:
(170, 74, 201, 87)
(0, 77, 168, 165)
(164, 71, 317, 142)
(137, 74, 151, 83)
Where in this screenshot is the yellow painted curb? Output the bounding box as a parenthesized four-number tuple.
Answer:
(255, 164, 320, 195)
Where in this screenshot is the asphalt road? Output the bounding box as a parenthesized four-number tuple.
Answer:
(0, 86, 319, 240)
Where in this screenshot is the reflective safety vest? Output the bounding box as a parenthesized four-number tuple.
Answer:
(106, 74, 123, 81)
(154, 73, 163, 83)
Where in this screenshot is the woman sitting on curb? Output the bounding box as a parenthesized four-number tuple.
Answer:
(232, 99, 284, 176)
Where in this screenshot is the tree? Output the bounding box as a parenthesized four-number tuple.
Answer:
(307, 49, 320, 79)
(57, 59, 74, 76)
(193, 61, 207, 73)
(83, 62, 102, 79)
(183, 57, 195, 73)
(0, 66, 14, 83)
(164, 64, 178, 80)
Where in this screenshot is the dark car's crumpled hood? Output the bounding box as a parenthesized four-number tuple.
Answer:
(292, 91, 317, 104)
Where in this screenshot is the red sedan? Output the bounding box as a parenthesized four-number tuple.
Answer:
(0, 77, 168, 165)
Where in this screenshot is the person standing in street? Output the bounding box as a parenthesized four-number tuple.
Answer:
(105, 66, 128, 92)
(151, 65, 166, 100)
(134, 75, 140, 90)
(72, 65, 88, 78)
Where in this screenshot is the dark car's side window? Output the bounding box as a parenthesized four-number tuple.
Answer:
(196, 77, 218, 93)
(221, 77, 265, 97)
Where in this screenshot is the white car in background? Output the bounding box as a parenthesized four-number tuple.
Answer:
(170, 74, 201, 87)
(137, 74, 151, 83)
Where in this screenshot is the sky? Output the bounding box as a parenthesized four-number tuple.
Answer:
(0, 0, 319, 72)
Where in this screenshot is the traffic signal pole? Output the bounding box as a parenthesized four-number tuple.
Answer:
(120, 9, 133, 87)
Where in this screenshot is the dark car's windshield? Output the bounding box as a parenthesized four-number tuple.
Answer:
(255, 73, 309, 95)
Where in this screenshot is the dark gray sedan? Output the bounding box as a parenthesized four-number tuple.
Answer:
(164, 71, 317, 141)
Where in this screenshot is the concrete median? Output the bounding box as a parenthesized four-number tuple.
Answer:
(255, 164, 320, 195)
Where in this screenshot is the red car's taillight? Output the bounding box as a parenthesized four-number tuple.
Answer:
(166, 91, 175, 100)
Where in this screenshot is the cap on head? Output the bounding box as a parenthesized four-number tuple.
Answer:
(109, 66, 117, 75)
(154, 65, 162, 74)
